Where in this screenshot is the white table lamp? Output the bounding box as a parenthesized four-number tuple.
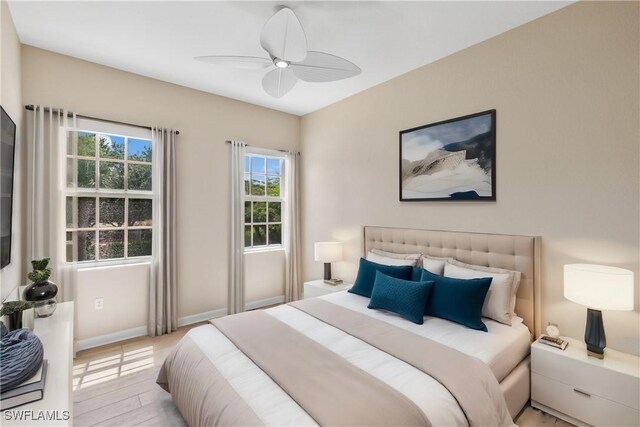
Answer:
(314, 242, 342, 282)
(564, 264, 634, 359)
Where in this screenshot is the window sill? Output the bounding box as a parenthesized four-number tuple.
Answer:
(74, 257, 151, 271)
(244, 246, 284, 255)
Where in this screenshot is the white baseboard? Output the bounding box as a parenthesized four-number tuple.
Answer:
(77, 295, 287, 351)
(245, 295, 285, 310)
(177, 307, 227, 327)
(76, 326, 147, 351)
(177, 295, 285, 327)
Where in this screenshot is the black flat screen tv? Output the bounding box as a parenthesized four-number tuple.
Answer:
(1, 106, 16, 270)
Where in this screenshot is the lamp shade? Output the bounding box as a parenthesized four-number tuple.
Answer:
(314, 242, 342, 263)
(564, 264, 634, 311)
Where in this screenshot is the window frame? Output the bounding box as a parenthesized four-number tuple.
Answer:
(243, 149, 285, 253)
(65, 128, 154, 265)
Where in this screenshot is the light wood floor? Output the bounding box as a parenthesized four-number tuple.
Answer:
(73, 323, 573, 427)
(72, 325, 202, 426)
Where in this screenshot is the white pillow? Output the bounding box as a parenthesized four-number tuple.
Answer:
(370, 248, 421, 261)
(444, 262, 515, 325)
(366, 251, 418, 267)
(419, 255, 453, 275)
(447, 259, 522, 315)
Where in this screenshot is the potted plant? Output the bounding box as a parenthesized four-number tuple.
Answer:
(23, 258, 58, 317)
(0, 300, 33, 331)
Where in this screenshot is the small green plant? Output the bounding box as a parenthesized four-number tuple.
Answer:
(0, 300, 33, 316)
(27, 258, 52, 284)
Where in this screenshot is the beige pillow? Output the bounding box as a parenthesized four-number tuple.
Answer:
(370, 248, 421, 261)
(443, 262, 516, 325)
(419, 255, 454, 275)
(366, 251, 418, 267)
(447, 259, 522, 315)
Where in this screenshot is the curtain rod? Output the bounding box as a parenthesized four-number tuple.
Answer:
(225, 140, 297, 154)
(24, 105, 180, 135)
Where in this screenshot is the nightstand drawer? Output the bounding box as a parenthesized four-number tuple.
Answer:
(532, 373, 640, 427)
(532, 346, 639, 410)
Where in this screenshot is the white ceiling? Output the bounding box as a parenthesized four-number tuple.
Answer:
(8, 1, 571, 116)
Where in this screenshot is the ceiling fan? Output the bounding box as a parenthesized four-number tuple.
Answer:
(195, 6, 361, 98)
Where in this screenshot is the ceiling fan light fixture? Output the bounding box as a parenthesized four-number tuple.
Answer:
(274, 58, 289, 68)
(196, 7, 361, 98)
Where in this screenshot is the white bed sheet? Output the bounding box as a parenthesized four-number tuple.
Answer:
(265, 304, 467, 426)
(188, 325, 317, 426)
(320, 290, 531, 382)
(191, 303, 469, 426)
(183, 291, 525, 427)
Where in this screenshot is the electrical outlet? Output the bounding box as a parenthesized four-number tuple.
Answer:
(95, 297, 104, 310)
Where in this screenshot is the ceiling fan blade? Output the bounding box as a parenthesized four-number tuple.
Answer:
(194, 55, 272, 70)
(290, 51, 361, 82)
(262, 68, 297, 98)
(260, 7, 307, 62)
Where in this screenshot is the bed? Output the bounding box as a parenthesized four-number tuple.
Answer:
(158, 226, 541, 426)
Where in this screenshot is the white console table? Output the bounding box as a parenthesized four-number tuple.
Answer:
(2, 302, 74, 426)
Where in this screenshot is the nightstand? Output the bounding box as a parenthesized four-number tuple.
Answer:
(303, 280, 352, 299)
(531, 336, 639, 426)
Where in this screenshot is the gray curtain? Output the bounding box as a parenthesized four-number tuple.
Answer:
(229, 141, 246, 314)
(26, 106, 77, 302)
(284, 151, 302, 302)
(149, 128, 178, 336)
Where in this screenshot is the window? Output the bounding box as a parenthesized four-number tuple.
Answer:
(244, 153, 283, 249)
(65, 130, 153, 262)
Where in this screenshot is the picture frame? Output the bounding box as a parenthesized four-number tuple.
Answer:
(399, 110, 496, 201)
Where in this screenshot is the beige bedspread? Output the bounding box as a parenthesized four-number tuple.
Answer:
(158, 299, 514, 427)
(291, 298, 513, 426)
(213, 310, 431, 426)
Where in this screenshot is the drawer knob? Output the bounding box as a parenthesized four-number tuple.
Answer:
(573, 388, 591, 398)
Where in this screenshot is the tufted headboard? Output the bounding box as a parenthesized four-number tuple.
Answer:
(363, 226, 541, 337)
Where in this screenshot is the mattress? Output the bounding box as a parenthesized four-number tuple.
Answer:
(321, 290, 532, 382)
(159, 295, 521, 427)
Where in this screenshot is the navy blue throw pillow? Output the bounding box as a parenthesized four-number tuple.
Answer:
(420, 269, 492, 331)
(368, 271, 434, 324)
(348, 258, 413, 298)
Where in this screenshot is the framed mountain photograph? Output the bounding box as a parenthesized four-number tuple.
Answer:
(399, 110, 496, 201)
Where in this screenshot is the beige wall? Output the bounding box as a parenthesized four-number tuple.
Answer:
(73, 250, 284, 343)
(75, 263, 149, 341)
(300, 2, 640, 355)
(245, 250, 285, 303)
(0, 1, 25, 302)
(21, 46, 298, 337)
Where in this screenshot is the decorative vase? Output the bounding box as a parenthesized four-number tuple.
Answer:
(6, 311, 23, 331)
(23, 280, 58, 318)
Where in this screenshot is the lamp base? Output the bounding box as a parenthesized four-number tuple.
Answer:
(323, 263, 332, 281)
(585, 308, 606, 359)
